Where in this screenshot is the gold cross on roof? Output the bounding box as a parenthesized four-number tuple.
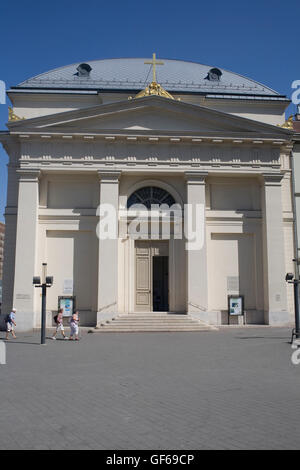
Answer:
(144, 53, 164, 83)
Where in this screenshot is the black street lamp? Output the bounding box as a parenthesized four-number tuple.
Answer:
(285, 272, 300, 341)
(33, 263, 53, 345)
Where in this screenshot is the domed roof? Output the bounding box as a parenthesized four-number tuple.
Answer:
(16, 57, 281, 97)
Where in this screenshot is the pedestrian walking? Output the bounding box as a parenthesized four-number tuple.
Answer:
(52, 308, 68, 340)
(69, 311, 79, 341)
(5, 308, 17, 340)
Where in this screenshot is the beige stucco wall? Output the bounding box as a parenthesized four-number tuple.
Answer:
(18, 168, 291, 327)
(206, 176, 264, 324)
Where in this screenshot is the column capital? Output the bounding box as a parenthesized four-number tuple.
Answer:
(16, 169, 41, 182)
(98, 170, 121, 183)
(185, 171, 208, 184)
(261, 172, 284, 186)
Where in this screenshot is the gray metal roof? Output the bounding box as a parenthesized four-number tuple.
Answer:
(15, 58, 281, 97)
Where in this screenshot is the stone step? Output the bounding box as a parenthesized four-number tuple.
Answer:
(103, 324, 203, 328)
(116, 316, 194, 320)
(97, 328, 213, 333)
(96, 323, 215, 332)
(114, 314, 204, 321)
(118, 315, 188, 318)
(121, 322, 200, 325)
(105, 319, 202, 324)
(94, 313, 217, 332)
(101, 324, 204, 329)
(100, 323, 210, 328)
(117, 313, 186, 316)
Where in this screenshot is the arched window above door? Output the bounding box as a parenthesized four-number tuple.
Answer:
(127, 186, 176, 209)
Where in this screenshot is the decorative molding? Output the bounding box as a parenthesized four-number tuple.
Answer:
(185, 171, 208, 184)
(16, 169, 41, 182)
(261, 172, 284, 185)
(6, 130, 292, 146)
(98, 170, 121, 183)
(8, 107, 25, 122)
(278, 115, 294, 130)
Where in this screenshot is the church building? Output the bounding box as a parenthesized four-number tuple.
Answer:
(0, 56, 295, 330)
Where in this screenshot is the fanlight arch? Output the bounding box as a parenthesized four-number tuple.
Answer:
(127, 186, 176, 209)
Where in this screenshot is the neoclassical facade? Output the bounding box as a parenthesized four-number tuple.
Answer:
(0, 57, 295, 330)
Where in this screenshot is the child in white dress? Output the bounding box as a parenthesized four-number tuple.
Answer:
(69, 311, 79, 341)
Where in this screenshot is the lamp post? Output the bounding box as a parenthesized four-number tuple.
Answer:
(289, 149, 300, 341)
(33, 263, 53, 345)
(285, 272, 300, 341)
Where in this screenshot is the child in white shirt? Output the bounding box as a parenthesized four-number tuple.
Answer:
(69, 311, 79, 341)
(52, 308, 68, 340)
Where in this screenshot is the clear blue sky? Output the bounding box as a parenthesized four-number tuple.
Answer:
(0, 0, 299, 222)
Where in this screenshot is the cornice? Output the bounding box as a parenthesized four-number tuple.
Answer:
(7, 131, 292, 148)
(17, 160, 282, 174)
(185, 171, 208, 183)
(261, 172, 284, 185)
(16, 168, 41, 181)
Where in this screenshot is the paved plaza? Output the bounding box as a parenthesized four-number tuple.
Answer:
(0, 327, 299, 450)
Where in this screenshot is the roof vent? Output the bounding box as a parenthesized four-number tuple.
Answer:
(205, 68, 222, 81)
(74, 63, 92, 77)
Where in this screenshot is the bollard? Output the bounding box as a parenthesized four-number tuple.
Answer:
(0, 341, 6, 365)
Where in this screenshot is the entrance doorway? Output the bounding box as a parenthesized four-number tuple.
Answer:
(135, 241, 169, 312)
(153, 256, 169, 311)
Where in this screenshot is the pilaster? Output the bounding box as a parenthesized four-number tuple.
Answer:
(12, 169, 40, 331)
(185, 171, 208, 319)
(261, 173, 290, 325)
(97, 170, 121, 324)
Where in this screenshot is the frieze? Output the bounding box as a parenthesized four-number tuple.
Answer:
(18, 140, 285, 169)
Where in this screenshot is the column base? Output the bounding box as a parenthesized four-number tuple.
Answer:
(189, 310, 215, 324)
(264, 310, 292, 326)
(96, 310, 118, 327)
(5, 311, 34, 332)
(190, 310, 267, 325)
(0, 315, 6, 331)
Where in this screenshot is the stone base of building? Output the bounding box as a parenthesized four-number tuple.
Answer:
(265, 310, 291, 326)
(44, 310, 97, 328)
(0, 314, 6, 331)
(189, 309, 292, 326)
(96, 311, 117, 327)
(0, 313, 34, 332)
(9, 311, 34, 332)
(0, 309, 293, 331)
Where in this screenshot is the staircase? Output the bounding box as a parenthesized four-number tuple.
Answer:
(94, 312, 217, 333)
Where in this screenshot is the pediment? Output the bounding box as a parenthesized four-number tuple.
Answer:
(8, 95, 292, 139)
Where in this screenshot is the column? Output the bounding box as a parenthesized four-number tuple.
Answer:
(97, 170, 121, 324)
(1, 162, 19, 320)
(185, 171, 208, 319)
(261, 173, 289, 325)
(13, 169, 40, 331)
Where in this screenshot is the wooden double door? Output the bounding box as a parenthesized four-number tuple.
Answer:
(135, 241, 169, 312)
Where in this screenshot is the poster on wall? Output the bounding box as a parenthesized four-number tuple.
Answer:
(58, 296, 75, 317)
(228, 295, 244, 316)
(63, 279, 73, 295)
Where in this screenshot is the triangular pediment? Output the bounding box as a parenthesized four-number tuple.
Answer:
(7, 95, 292, 139)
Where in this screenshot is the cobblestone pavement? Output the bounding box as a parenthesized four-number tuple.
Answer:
(0, 327, 299, 450)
